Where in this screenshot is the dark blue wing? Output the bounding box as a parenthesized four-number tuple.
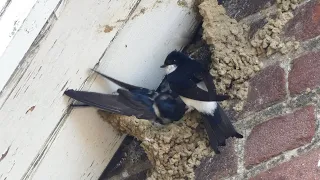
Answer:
(167, 59, 229, 101)
(64, 89, 156, 120)
(116, 89, 154, 112)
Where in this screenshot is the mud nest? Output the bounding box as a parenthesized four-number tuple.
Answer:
(99, 111, 214, 180)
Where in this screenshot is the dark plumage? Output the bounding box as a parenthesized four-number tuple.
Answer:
(64, 69, 187, 125)
(161, 50, 243, 154)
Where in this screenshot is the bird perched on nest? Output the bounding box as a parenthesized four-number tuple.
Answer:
(161, 50, 243, 154)
(64, 69, 187, 125)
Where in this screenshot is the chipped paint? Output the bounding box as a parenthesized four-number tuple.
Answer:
(54, 0, 68, 19)
(60, 81, 68, 91)
(116, 19, 126, 23)
(0, 0, 62, 94)
(0, 0, 12, 20)
(0, 146, 10, 162)
(151, 0, 163, 9)
(0, 12, 57, 108)
(104, 25, 115, 33)
(131, 7, 147, 20)
(177, 0, 188, 7)
(26, 106, 36, 114)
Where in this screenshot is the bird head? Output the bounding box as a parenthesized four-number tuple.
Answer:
(160, 50, 190, 74)
(154, 93, 176, 111)
(154, 93, 186, 122)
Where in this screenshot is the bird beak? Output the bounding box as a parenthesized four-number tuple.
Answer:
(160, 64, 166, 68)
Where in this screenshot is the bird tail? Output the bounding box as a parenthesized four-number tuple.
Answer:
(64, 89, 134, 115)
(202, 104, 243, 154)
(91, 69, 142, 91)
(65, 89, 124, 113)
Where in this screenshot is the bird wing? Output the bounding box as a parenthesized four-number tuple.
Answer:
(116, 89, 154, 110)
(189, 65, 230, 101)
(171, 83, 229, 102)
(156, 76, 171, 93)
(64, 89, 156, 120)
(167, 61, 229, 101)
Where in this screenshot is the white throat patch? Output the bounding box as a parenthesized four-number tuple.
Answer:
(153, 104, 161, 118)
(165, 64, 177, 74)
(180, 96, 217, 115)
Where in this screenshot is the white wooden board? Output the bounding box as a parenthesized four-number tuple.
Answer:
(0, 0, 37, 56)
(0, 0, 62, 93)
(0, 0, 139, 179)
(0, 0, 198, 179)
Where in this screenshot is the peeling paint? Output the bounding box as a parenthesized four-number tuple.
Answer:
(9, 20, 20, 37)
(0, 146, 10, 162)
(151, 0, 163, 9)
(177, 0, 188, 7)
(116, 19, 126, 23)
(32, 14, 58, 49)
(0, 0, 12, 20)
(89, 160, 94, 167)
(23, 85, 30, 93)
(8, 162, 15, 173)
(103, 25, 114, 33)
(22, 108, 72, 179)
(0, 13, 57, 104)
(53, 0, 67, 19)
(131, 7, 146, 20)
(60, 81, 68, 92)
(25, 106, 36, 114)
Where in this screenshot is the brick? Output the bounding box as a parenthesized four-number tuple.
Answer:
(250, 148, 320, 180)
(285, 0, 320, 41)
(224, 0, 276, 20)
(248, 18, 268, 39)
(245, 64, 286, 112)
(289, 52, 320, 95)
(195, 139, 237, 180)
(244, 105, 316, 167)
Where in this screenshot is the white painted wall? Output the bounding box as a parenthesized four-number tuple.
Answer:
(0, 0, 61, 93)
(0, 0, 198, 179)
(0, 0, 37, 56)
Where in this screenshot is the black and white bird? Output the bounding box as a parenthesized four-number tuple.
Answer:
(64, 69, 187, 125)
(161, 50, 243, 154)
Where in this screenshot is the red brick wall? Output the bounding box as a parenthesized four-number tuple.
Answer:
(196, 0, 320, 179)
